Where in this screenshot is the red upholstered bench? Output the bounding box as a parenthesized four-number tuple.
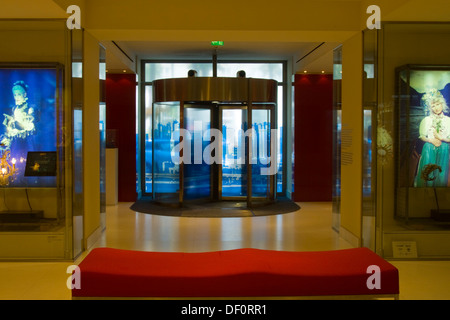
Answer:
(71, 247, 399, 299)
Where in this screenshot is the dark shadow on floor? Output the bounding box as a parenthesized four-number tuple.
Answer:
(130, 197, 301, 218)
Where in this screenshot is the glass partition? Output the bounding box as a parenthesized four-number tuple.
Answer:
(71, 27, 84, 258)
(362, 28, 378, 250)
(144, 85, 153, 193)
(332, 46, 342, 232)
(99, 44, 106, 231)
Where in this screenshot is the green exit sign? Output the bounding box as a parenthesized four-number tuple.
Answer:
(211, 41, 224, 46)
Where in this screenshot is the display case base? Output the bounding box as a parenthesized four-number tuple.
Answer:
(0, 210, 44, 222)
(431, 209, 450, 222)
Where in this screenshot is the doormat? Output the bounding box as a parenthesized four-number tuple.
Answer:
(129, 197, 300, 218)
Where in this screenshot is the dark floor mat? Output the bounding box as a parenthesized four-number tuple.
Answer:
(130, 197, 300, 218)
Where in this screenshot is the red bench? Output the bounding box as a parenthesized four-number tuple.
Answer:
(71, 247, 399, 299)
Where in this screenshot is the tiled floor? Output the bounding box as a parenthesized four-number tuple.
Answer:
(0, 202, 449, 300)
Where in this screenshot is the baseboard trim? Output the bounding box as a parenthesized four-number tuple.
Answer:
(339, 226, 361, 247)
(86, 225, 104, 250)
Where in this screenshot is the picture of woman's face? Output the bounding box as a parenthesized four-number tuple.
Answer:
(430, 99, 444, 115)
(13, 88, 26, 105)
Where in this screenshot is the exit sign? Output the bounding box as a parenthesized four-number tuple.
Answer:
(211, 41, 224, 46)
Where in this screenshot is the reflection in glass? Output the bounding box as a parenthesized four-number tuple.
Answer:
(184, 107, 211, 199)
(141, 61, 286, 199)
(153, 102, 180, 202)
(362, 29, 377, 250)
(145, 86, 152, 193)
(277, 86, 283, 193)
(332, 46, 342, 232)
(222, 109, 248, 197)
(217, 63, 283, 82)
(145, 63, 213, 82)
(252, 109, 272, 197)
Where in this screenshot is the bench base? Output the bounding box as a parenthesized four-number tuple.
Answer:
(73, 294, 399, 300)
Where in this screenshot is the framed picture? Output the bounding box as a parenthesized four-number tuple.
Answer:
(396, 65, 450, 220)
(0, 63, 63, 187)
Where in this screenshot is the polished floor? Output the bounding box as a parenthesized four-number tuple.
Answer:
(0, 202, 449, 300)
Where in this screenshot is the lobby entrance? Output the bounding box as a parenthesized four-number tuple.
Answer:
(150, 76, 278, 208)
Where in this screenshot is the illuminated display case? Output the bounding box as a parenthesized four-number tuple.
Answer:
(396, 65, 450, 223)
(0, 19, 82, 260)
(371, 22, 450, 259)
(0, 64, 60, 187)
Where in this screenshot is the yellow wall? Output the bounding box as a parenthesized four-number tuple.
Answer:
(340, 32, 363, 246)
(83, 0, 361, 31)
(83, 30, 101, 246)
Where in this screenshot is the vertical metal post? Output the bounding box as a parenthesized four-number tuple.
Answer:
(179, 101, 184, 206)
(140, 61, 147, 198)
(272, 102, 277, 202)
(247, 79, 253, 208)
(213, 49, 217, 77)
(151, 99, 155, 200)
(217, 105, 223, 201)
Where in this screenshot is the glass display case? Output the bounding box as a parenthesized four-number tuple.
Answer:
(0, 19, 81, 260)
(373, 22, 450, 259)
(396, 65, 450, 224)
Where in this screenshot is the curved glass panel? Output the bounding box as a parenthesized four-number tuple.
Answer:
(252, 109, 272, 197)
(184, 107, 211, 200)
(153, 101, 180, 202)
(222, 108, 248, 197)
(217, 63, 283, 82)
(145, 63, 213, 82)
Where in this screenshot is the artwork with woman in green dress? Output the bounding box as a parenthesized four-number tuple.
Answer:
(414, 88, 450, 187)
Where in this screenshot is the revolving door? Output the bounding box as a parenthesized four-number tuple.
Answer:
(151, 77, 277, 207)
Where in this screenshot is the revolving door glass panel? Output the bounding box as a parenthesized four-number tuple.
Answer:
(149, 76, 279, 206)
(184, 106, 212, 200)
(153, 101, 180, 203)
(222, 108, 248, 198)
(252, 108, 274, 198)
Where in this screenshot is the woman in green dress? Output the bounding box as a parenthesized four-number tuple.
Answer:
(414, 89, 450, 187)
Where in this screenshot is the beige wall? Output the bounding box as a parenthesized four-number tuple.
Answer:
(340, 32, 363, 246)
(82, 30, 101, 246)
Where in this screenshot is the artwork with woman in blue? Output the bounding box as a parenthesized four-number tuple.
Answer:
(0, 68, 57, 187)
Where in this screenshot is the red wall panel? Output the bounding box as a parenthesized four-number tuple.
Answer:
(105, 74, 137, 202)
(294, 74, 333, 201)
